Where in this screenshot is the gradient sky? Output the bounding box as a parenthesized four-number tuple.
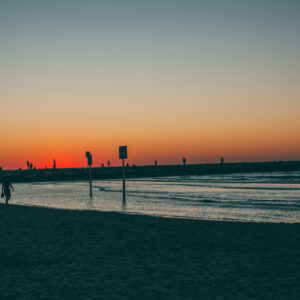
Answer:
(1, 0, 299, 169)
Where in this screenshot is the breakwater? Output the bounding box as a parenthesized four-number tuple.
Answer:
(1, 160, 300, 183)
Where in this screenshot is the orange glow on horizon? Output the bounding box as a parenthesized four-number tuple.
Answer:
(1, 125, 299, 170)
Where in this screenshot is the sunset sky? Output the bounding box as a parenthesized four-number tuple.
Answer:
(1, 0, 299, 169)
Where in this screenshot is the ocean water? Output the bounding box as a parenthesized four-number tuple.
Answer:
(7, 171, 300, 223)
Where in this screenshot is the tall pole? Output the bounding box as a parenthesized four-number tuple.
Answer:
(119, 145, 127, 205)
(89, 165, 93, 198)
(86, 151, 93, 199)
(122, 157, 126, 204)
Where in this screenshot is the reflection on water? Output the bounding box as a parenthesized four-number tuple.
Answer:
(6, 171, 300, 223)
(85, 197, 94, 210)
(122, 202, 126, 212)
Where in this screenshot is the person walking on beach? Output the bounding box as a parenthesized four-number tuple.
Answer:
(1, 177, 14, 205)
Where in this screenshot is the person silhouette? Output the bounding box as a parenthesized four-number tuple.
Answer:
(2, 177, 14, 205)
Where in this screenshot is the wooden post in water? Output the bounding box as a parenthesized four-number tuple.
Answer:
(122, 157, 126, 204)
(86, 151, 93, 198)
(119, 146, 127, 204)
(89, 165, 92, 198)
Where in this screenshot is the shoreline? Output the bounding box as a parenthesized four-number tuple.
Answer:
(1, 160, 300, 183)
(4, 203, 299, 225)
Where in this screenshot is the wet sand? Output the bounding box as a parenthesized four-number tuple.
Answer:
(0, 204, 299, 299)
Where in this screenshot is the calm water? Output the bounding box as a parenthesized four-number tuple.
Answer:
(7, 171, 300, 223)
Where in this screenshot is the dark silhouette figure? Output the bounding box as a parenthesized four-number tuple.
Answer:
(30, 163, 33, 170)
(2, 177, 14, 205)
(154, 160, 158, 167)
(182, 157, 186, 166)
(26, 161, 30, 169)
(101, 163, 104, 168)
(53, 159, 56, 169)
(107, 160, 110, 167)
(221, 157, 224, 164)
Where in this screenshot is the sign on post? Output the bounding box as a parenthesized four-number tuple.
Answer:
(119, 146, 127, 159)
(86, 151, 93, 166)
(119, 146, 127, 204)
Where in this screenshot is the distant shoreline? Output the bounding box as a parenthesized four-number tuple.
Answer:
(1, 160, 300, 183)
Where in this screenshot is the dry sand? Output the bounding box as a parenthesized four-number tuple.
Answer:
(0, 204, 299, 299)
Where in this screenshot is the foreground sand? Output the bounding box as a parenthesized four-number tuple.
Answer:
(0, 204, 299, 299)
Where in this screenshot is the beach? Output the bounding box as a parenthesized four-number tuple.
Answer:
(0, 204, 299, 299)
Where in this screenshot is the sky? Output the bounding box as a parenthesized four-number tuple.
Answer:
(0, 0, 299, 169)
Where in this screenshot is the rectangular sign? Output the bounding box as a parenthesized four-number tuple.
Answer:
(119, 146, 127, 159)
(86, 151, 92, 166)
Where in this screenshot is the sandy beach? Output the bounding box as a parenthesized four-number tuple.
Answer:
(0, 204, 299, 299)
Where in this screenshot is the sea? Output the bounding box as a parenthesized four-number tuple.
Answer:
(7, 171, 300, 223)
